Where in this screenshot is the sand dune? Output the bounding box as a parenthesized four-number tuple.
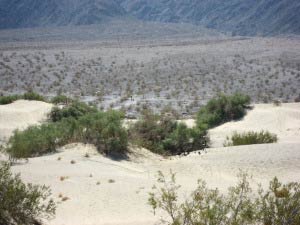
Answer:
(209, 103, 300, 147)
(0, 100, 52, 144)
(0, 101, 300, 225)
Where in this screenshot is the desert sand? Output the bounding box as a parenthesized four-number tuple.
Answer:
(0, 100, 52, 145)
(1, 101, 300, 225)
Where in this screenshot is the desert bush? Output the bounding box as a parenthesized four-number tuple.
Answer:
(0, 163, 56, 225)
(0, 95, 20, 105)
(149, 171, 300, 225)
(49, 101, 97, 122)
(0, 91, 45, 105)
(51, 95, 73, 105)
(163, 123, 208, 155)
(6, 110, 128, 159)
(197, 93, 251, 130)
(77, 111, 128, 155)
(130, 110, 208, 155)
(6, 123, 62, 158)
(23, 91, 45, 102)
(224, 131, 278, 146)
(256, 177, 300, 225)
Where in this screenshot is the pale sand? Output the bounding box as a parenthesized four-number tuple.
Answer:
(0, 101, 299, 225)
(209, 103, 300, 147)
(0, 100, 53, 144)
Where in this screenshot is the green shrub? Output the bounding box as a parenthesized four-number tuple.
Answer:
(256, 177, 300, 225)
(77, 111, 128, 155)
(6, 111, 128, 159)
(149, 171, 300, 225)
(224, 131, 278, 146)
(0, 91, 45, 105)
(197, 93, 251, 130)
(6, 123, 61, 159)
(130, 110, 208, 155)
(51, 95, 73, 105)
(23, 91, 45, 102)
(49, 101, 97, 122)
(163, 123, 208, 155)
(0, 163, 56, 225)
(0, 95, 20, 105)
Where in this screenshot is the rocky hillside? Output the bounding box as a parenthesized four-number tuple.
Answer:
(0, 0, 299, 36)
(0, 0, 126, 29)
(119, 0, 300, 36)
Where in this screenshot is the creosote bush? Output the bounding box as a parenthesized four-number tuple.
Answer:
(0, 91, 46, 105)
(49, 101, 97, 122)
(0, 95, 20, 105)
(0, 163, 56, 225)
(149, 171, 300, 225)
(196, 93, 251, 130)
(224, 131, 278, 147)
(51, 95, 73, 105)
(129, 110, 208, 155)
(6, 110, 128, 159)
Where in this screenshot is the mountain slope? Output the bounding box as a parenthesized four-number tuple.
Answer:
(0, 0, 299, 36)
(0, 0, 126, 29)
(119, 0, 300, 35)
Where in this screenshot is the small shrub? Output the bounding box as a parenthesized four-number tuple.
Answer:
(6, 110, 128, 158)
(0, 163, 56, 225)
(0, 92, 45, 105)
(6, 123, 61, 159)
(224, 131, 278, 146)
(51, 95, 73, 105)
(149, 171, 300, 225)
(0, 95, 20, 105)
(49, 101, 97, 122)
(273, 100, 282, 106)
(197, 93, 251, 130)
(23, 91, 45, 102)
(130, 110, 207, 155)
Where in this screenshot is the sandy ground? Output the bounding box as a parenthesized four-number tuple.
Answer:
(209, 103, 300, 147)
(0, 101, 300, 225)
(0, 100, 52, 145)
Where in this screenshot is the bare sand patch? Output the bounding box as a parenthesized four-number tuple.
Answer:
(0, 100, 52, 144)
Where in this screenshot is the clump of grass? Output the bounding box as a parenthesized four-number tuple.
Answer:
(224, 130, 278, 146)
(0, 91, 46, 105)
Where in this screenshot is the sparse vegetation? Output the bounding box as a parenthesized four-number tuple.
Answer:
(0, 163, 56, 225)
(149, 171, 300, 225)
(224, 131, 278, 146)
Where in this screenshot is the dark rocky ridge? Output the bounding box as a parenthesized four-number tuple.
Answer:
(0, 0, 299, 36)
